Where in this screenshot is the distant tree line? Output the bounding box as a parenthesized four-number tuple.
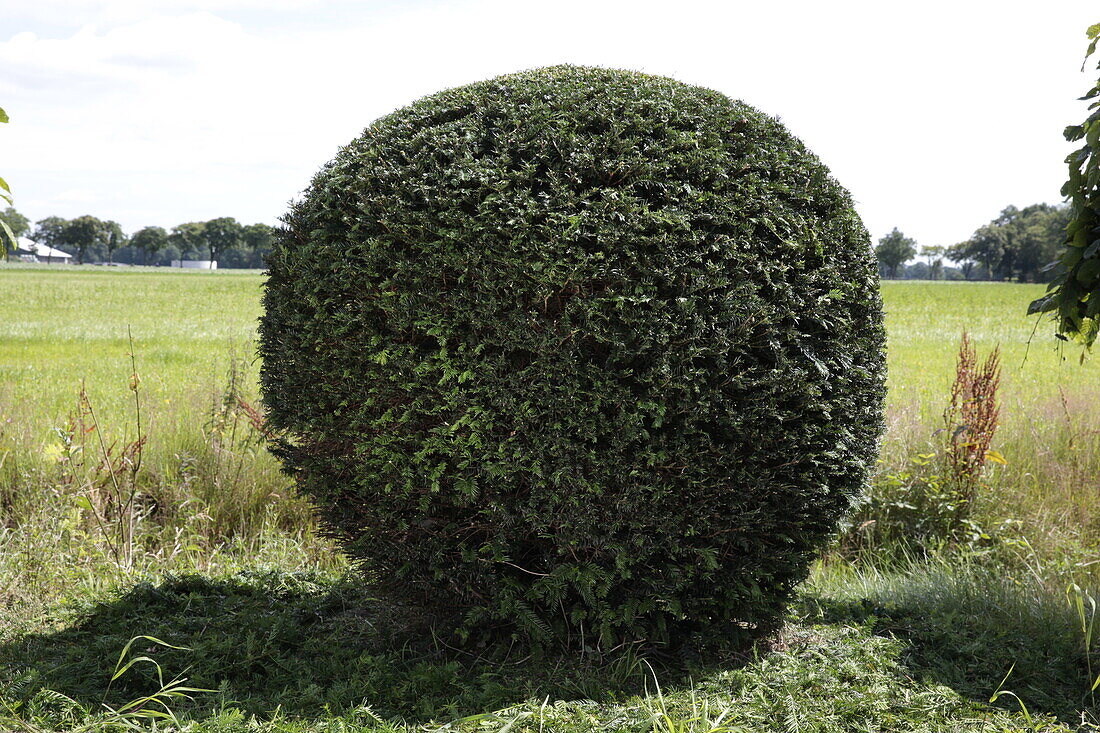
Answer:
(2, 199, 1072, 278)
(876, 203, 1072, 281)
(0, 207, 275, 268)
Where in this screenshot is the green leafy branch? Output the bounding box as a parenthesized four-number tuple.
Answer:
(1029, 23, 1100, 346)
(0, 106, 15, 256)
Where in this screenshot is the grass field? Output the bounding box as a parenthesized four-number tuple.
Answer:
(4, 269, 1097, 438)
(0, 266, 266, 423)
(2, 265, 1099, 731)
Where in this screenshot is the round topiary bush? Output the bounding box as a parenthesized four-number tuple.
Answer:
(260, 65, 886, 651)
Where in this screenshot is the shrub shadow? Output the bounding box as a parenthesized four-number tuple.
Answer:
(0, 569, 727, 725)
(8, 565, 1084, 727)
(794, 566, 1099, 725)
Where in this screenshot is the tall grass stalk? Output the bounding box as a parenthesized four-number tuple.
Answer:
(1069, 583, 1100, 707)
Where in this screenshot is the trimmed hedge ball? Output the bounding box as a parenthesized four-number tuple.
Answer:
(260, 65, 886, 651)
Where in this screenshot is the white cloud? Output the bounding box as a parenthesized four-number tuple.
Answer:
(54, 188, 99, 203)
(1, 0, 1097, 246)
(7, 0, 328, 30)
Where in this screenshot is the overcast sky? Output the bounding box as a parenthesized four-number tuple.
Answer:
(1, 0, 1097, 248)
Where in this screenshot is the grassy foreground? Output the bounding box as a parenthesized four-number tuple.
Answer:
(1, 266, 1099, 731)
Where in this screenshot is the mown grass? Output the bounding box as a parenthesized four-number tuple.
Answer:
(2, 265, 1100, 730)
(2, 558, 1094, 731)
(2, 562, 1091, 731)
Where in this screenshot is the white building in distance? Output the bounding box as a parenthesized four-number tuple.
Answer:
(170, 259, 218, 269)
(12, 237, 72, 263)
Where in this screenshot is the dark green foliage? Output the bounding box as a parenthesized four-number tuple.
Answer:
(260, 65, 887, 651)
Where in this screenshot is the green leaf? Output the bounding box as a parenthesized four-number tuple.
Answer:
(1086, 24, 1100, 69)
(0, 217, 15, 253)
(1063, 243, 1085, 269)
(1077, 257, 1100, 285)
(110, 634, 191, 682)
(0, 107, 7, 124)
(1027, 295, 1056, 315)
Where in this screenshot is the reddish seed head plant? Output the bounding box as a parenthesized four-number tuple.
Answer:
(943, 331, 1001, 507)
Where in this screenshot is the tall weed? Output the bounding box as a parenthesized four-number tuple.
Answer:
(846, 332, 1003, 554)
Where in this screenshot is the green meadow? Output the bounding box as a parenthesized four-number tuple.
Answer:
(884, 280, 1099, 409)
(5, 268, 1098, 432)
(0, 267, 266, 423)
(1, 265, 1099, 731)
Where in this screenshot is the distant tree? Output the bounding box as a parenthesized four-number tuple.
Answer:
(903, 261, 929, 280)
(170, 222, 206, 259)
(1030, 22, 1100, 345)
(875, 228, 917, 278)
(130, 226, 168, 265)
(32, 216, 69, 263)
(103, 220, 127, 264)
(991, 206, 1021, 278)
(202, 217, 242, 264)
(159, 243, 181, 266)
(922, 245, 945, 280)
(1012, 204, 1071, 282)
(946, 242, 977, 279)
(61, 215, 109, 265)
(960, 221, 1007, 279)
(943, 265, 966, 281)
(242, 222, 275, 268)
(956, 204, 1070, 282)
(0, 207, 29, 239)
(33, 217, 67, 248)
(218, 246, 249, 268)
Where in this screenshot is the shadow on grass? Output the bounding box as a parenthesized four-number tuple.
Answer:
(0, 569, 708, 725)
(3, 563, 1094, 727)
(794, 561, 1099, 726)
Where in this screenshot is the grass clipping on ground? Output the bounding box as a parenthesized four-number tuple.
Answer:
(0, 561, 1094, 732)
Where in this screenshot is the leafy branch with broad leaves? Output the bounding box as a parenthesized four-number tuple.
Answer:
(1029, 23, 1100, 345)
(0, 106, 15, 257)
